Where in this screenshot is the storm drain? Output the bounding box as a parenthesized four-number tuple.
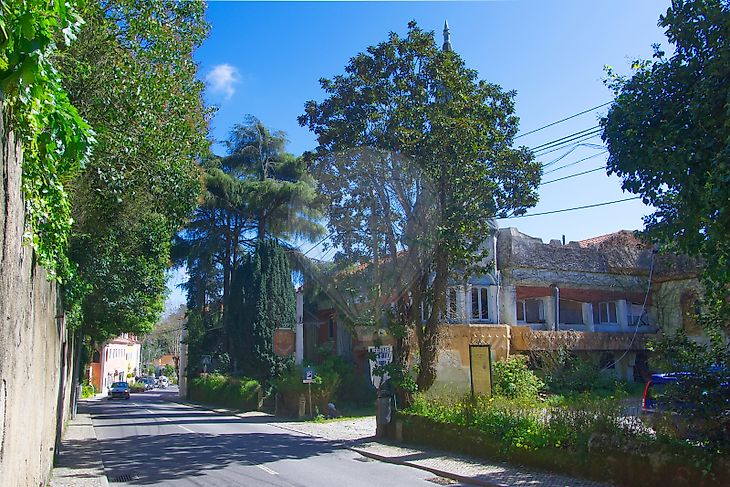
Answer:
(108, 473, 137, 483)
(425, 477, 458, 485)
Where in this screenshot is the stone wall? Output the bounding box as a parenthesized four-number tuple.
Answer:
(0, 110, 74, 486)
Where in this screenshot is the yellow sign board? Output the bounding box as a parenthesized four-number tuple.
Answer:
(469, 345, 492, 397)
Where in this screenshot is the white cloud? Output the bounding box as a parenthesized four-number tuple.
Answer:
(205, 63, 240, 100)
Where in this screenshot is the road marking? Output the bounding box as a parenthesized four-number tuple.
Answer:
(146, 408, 195, 433)
(256, 464, 278, 475)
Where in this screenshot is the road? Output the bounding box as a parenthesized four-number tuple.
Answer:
(89, 387, 454, 486)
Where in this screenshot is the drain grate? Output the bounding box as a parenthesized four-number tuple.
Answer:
(426, 477, 458, 485)
(108, 473, 137, 483)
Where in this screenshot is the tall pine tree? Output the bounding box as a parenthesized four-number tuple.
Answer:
(228, 240, 295, 381)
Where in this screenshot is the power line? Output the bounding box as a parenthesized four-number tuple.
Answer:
(534, 131, 603, 156)
(499, 196, 641, 220)
(301, 231, 334, 257)
(516, 101, 612, 140)
(542, 166, 607, 185)
(543, 151, 608, 174)
(530, 126, 600, 152)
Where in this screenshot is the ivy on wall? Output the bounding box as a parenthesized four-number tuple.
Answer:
(0, 0, 94, 281)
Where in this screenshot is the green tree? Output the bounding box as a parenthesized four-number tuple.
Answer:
(176, 118, 324, 372)
(299, 22, 540, 391)
(601, 0, 730, 328)
(58, 0, 210, 339)
(227, 240, 295, 381)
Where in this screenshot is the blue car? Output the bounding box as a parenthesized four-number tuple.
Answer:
(108, 381, 130, 400)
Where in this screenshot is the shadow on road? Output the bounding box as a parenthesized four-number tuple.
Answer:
(95, 431, 347, 485)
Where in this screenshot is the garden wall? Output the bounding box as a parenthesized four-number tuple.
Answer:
(391, 412, 730, 487)
(0, 112, 74, 486)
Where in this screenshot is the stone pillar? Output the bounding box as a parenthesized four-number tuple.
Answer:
(544, 296, 556, 330)
(295, 288, 304, 365)
(499, 285, 517, 325)
(617, 300, 629, 331)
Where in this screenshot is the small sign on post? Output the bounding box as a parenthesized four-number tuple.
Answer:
(469, 344, 492, 397)
(302, 366, 316, 417)
(201, 355, 211, 374)
(368, 345, 393, 388)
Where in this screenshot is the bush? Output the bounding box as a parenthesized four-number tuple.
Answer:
(407, 392, 635, 452)
(81, 382, 95, 398)
(492, 355, 544, 399)
(272, 362, 342, 416)
(188, 374, 261, 411)
(129, 383, 146, 393)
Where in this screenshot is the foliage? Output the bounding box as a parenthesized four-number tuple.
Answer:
(299, 21, 540, 390)
(492, 355, 545, 399)
(408, 393, 629, 452)
(176, 116, 324, 374)
(0, 0, 94, 280)
(601, 0, 730, 326)
(272, 362, 342, 413)
(227, 239, 295, 381)
(535, 352, 618, 395)
(57, 0, 210, 338)
(162, 364, 177, 382)
(81, 381, 96, 399)
(129, 383, 146, 393)
(188, 373, 261, 411)
(648, 329, 730, 448)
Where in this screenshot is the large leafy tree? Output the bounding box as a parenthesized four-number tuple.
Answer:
(299, 22, 540, 391)
(227, 240, 295, 381)
(58, 0, 210, 340)
(601, 0, 730, 328)
(176, 117, 324, 373)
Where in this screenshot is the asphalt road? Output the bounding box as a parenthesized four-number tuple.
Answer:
(89, 387, 453, 486)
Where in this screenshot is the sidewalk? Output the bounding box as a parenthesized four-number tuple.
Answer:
(50, 402, 109, 487)
(271, 416, 608, 487)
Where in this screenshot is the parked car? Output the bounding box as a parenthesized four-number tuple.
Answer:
(158, 376, 169, 388)
(141, 377, 156, 390)
(108, 381, 131, 400)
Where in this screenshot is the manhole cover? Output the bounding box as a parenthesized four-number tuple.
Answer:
(426, 477, 458, 485)
(108, 473, 137, 482)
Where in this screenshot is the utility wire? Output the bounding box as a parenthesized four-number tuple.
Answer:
(543, 151, 608, 174)
(301, 231, 335, 257)
(516, 101, 612, 140)
(534, 131, 603, 156)
(498, 196, 641, 220)
(530, 126, 600, 152)
(542, 166, 607, 185)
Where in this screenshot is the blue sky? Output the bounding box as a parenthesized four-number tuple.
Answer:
(166, 0, 672, 312)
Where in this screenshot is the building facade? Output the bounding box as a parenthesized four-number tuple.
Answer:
(88, 333, 141, 392)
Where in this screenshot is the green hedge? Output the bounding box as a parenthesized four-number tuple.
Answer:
(188, 374, 261, 411)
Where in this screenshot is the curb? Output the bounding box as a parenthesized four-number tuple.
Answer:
(349, 446, 498, 487)
(167, 395, 492, 486)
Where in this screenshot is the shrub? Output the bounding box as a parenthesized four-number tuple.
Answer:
(188, 374, 261, 411)
(81, 382, 96, 398)
(129, 383, 146, 393)
(407, 393, 631, 452)
(492, 355, 544, 399)
(272, 363, 342, 416)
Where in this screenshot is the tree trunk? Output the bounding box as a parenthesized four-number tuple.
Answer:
(416, 245, 448, 391)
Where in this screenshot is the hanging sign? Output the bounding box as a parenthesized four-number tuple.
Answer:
(368, 345, 393, 388)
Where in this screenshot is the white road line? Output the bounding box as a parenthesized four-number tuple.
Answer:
(146, 408, 195, 434)
(256, 464, 278, 475)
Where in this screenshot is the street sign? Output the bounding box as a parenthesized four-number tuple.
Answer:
(201, 355, 211, 365)
(469, 344, 492, 397)
(302, 366, 316, 384)
(368, 345, 393, 388)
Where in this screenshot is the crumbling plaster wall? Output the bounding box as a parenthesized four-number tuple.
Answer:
(0, 111, 72, 487)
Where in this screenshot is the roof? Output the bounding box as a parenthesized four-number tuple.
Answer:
(578, 230, 646, 249)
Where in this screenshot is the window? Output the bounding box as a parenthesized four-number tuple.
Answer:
(516, 299, 545, 323)
(627, 303, 649, 326)
(470, 287, 489, 321)
(328, 316, 335, 339)
(593, 301, 617, 324)
(559, 299, 584, 325)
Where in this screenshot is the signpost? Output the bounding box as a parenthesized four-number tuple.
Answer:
(302, 366, 316, 417)
(368, 345, 393, 388)
(201, 355, 211, 374)
(469, 344, 492, 397)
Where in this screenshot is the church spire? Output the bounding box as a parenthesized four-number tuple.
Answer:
(442, 20, 452, 52)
